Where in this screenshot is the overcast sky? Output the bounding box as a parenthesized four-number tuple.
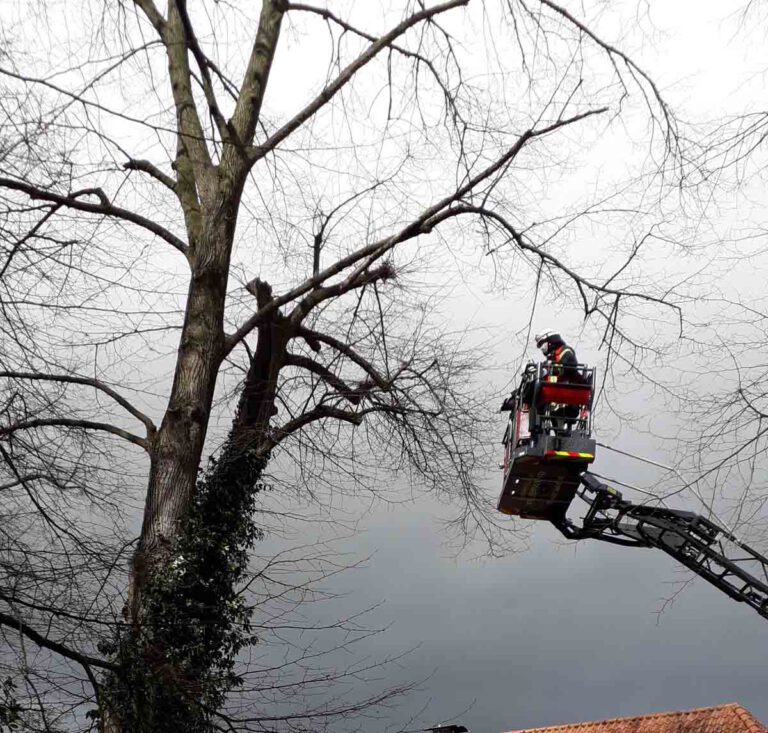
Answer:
(345, 495, 768, 733)
(256, 5, 768, 730)
(257, 435, 768, 733)
(3, 1, 766, 730)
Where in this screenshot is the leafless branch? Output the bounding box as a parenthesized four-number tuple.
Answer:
(123, 159, 177, 192)
(248, 0, 470, 164)
(0, 371, 156, 434)
(0, 177, 189, 256)
(0, 418, 149, 451)
(226, 107, 607, 353)
(0, 610, 116, 672)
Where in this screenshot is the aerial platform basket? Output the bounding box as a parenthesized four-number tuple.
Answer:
(498, 361, 596, 520)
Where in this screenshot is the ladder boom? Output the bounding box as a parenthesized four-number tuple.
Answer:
(553, 473, 768, 620)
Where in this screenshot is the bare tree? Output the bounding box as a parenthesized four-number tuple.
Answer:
(0, 1, 685, 730)
(601, 4, 768, 553)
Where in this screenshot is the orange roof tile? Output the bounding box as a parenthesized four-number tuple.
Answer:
(504, 704, 767, 733)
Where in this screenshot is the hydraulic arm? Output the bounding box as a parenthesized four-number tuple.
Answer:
(553, 473, 768, 621)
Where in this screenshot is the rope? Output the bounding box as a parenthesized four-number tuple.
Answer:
(595, 439, 734, 533)
(595, 441, 676, 472)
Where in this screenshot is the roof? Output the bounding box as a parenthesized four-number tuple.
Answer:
(503, 704, 767, 733)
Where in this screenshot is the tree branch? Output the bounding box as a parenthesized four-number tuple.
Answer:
(0, 203, 61, 279)
(123, 159, 177, 192)
(223, 0, 285, 170)
(429, 203, 678, 313)
(284, 353, 360, 403)
(0, 418, 149, 451)
(0, 178, 189, 256)
(175, 0, 231, 145)
(225, 108, 605, 353)
(536, 0, 677, 149)
(295, 328, 390, 390)
(133, 0, 167, 37)
(133, 0, 215, 223)
(311, 176, 399, 277)
(283, 3, 465, 127)
(0, 473, 55, 492)
(268, 404, 364, 447)
(288, 261, 396, 326)
(162, 0, 213, 174)
(248, 0, 469, 164)
(0, 371, 156, 435)
(262, 402, 409, 459)
(0, 609, 117, 673)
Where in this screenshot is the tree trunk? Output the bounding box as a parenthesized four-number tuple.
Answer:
(103, 196, 240, 731)
(129, 214, 233, 620)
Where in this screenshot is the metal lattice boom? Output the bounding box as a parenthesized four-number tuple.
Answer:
(553, 473, 768, 621)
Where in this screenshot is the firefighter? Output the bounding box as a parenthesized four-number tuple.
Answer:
(535, 330, 580, 430)
(499, 332, 579, 411)
(535, 330, 579, 381)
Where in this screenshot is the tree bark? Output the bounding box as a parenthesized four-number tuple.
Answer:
(101, 190, 240, 730)
(128, 200, 235, 623)
(101, 5, 288, 727)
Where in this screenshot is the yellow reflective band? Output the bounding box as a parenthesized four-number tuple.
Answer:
(548, 451, 594, 459)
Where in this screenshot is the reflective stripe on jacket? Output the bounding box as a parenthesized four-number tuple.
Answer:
(546, 345, 577, 382)
(553, 346, 573, 363)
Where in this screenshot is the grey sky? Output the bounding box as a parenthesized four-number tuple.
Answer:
(263, 487, 768, 733)
(2, 0, 767, 730)
(255, 3, 768, 727)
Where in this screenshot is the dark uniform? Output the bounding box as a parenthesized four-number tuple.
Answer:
(500, 333, 581, 414)
(545, 339, 579, 381)
(539, 333, 581, 429)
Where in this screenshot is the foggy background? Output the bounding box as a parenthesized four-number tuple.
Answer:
(3, 1, 767, 731)
(257, 350, 768, 733)
(252, 3, 768, 725)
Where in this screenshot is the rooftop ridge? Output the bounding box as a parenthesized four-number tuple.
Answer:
(729, 704, 766, 733)
(503, 703, 766, 733)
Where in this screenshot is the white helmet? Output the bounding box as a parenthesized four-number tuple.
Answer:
(534, 329, 557, 348)
(534, 329, 561, 355)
